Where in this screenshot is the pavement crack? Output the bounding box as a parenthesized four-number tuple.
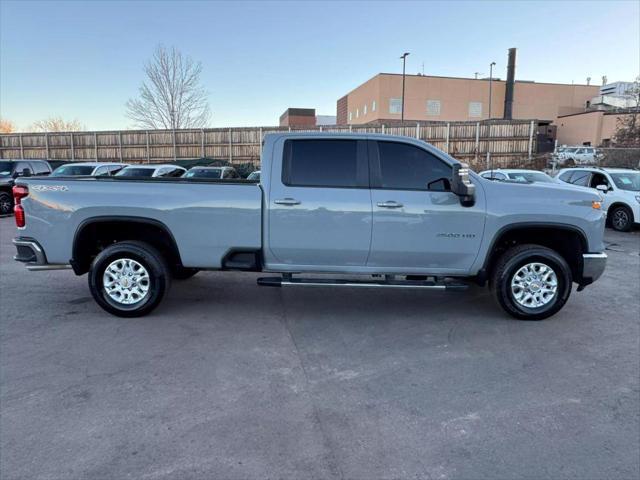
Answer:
(277, 289, 344, 480)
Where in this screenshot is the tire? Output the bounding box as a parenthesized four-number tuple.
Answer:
(490, 244, 572, 320)
(171, 267, 199, 280)
(88, 241, 171, 317)
(609, 205, 633, 232)
(0, 191, 13, 215)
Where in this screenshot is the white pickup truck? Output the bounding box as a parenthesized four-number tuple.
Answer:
(13, 133, 607, 320)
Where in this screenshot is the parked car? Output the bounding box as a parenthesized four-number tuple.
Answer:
(12, 133, 607, 320)
(51, 162, 126, 177)
(116, 164, 186, 178)
(247, 170, 261, 181)
(556, 167, 640, 231)
(479, 169, 555, 183)
(182, 166, 240, 179)
(0, 159, 51, 215)
(552, 146, 602, 166)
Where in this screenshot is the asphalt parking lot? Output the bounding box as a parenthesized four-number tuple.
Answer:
(0, 216, 639, 480)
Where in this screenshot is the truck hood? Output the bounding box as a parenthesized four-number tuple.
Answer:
(480, 177, 601, 202)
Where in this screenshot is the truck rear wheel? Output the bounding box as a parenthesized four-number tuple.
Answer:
(88, 241, 171, 317)
(491, 244, 572, 320)
(0, 191, 13, 215)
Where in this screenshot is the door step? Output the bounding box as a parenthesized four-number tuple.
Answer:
(257, 275, 468, 291)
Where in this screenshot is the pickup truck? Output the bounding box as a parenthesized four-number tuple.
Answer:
(12, 133, 607, 320)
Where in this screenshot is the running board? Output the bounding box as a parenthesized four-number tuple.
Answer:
(257, 276, 468, 291)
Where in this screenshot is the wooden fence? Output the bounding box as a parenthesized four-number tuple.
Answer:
(0, 120, 537, 170)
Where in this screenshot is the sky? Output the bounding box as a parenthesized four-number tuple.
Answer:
(1, 0, 639, 130)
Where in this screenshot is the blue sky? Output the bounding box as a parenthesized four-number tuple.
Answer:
(1, 0, 638, 130)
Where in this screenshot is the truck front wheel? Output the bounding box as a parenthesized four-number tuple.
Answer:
(88, 241, 171, 317)
(491, 244, 572, 320)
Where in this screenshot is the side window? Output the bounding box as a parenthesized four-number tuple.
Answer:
(169, 168, 184, 177)
(109, 165, 124, 174)
(31, 162, 51, 175)
(94, 166, 108, 176)
(589, 173, 609, 188)
(376, 141, 451, 190)
(283, 139, 363, 188)
(16, 162, 32, 174)
(569, 170, 591, 186)
(558, 171, 573, 183)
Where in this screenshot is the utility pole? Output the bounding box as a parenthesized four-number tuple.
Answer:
(400, 52, 410, 123)
(488, 61, 496, 119)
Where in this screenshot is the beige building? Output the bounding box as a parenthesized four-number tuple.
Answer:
(556, 110, 631, 146)
(337, 73, 598, 125)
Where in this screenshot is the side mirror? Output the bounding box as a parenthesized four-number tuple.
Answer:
(451, 163, 476, 207)
(22, 168, 31, 177)
(596, 184, 609, 193)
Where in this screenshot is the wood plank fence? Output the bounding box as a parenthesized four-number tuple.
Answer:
(0, 120, 537, 170)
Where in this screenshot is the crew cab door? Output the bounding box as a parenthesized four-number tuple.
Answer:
(266, 138, 372, 268)
(367, 140, 485, 273)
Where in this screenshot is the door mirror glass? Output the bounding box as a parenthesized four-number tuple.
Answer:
(451, 163, 475, 206)
(596, 184, 609, 193)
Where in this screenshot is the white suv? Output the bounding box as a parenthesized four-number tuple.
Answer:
(553, 146, 602, 166)
(556, 167, 640, 231)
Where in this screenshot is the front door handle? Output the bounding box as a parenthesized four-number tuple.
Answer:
(377, 201, 404, 209)
(275, 198, 301, 206)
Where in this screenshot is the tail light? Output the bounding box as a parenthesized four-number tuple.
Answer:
(12, 185, 28, 228)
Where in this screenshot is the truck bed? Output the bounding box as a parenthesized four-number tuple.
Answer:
(17, 176, 262, 268)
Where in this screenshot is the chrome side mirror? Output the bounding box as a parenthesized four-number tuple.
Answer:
(451, 163, 476, 207)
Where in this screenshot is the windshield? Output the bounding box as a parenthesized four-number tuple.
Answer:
(0, 161, 13, 177)
(507, 172, 553, 183)
(609, 172, 640, 192)
(247, 171, 260, 181)
(116, 168, 155, 177)
(184, 168, 222, 179)
(51, 165, 95, 176)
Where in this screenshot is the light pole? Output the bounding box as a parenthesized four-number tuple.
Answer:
(400, 52, 410, 123)
(488, 62, 496, 119)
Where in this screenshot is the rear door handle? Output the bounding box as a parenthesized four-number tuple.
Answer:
(377, 201, 404, 209)
(275, 198, 301, 206)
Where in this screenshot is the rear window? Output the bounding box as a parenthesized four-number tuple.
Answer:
(283, 139, 360, 188)
(0, 161, 13, 177)
(569, 170, 591, 186)
(185, 168, 223, 179)
(51, 165, 94, 176)
(116, 168, 154, 177)
(31, 161, 51, 174)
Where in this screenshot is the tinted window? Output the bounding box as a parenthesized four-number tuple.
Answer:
(507, 172, 553, 183)
(116, 168, 154, 177)
(377, 141, 451, 190)
(284, 139, 360, 188)
(185, 168, 223, 178)
(589, 173, 609, 188)
(0, 161, 13, 177)
(569, 170, 591, 186)
(166, 168, 185, 177)
(51, 165, 95, 176)
(31, 161, 51, 174)
(108, 165, 125, 174)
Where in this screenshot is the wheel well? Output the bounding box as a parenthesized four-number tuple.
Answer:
(484, 226, 587, 282)
(72, 219, 182, 275)
(607, 202, 634, 221)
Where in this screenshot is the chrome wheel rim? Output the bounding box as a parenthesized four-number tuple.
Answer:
(103, 258, 150, 305)
(511, 262, 558, 309)
(612, 210, 629, 230)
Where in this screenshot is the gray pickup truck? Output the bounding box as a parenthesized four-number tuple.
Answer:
(12, 133, 607, 320)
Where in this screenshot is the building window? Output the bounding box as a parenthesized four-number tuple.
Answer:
(363, 104, 367, 115)
(468, 101, 482, 118)
(389, 98, 402, 114)
(372, 100, 376, 112)
(426, 100, 441, 116)
(349, 112, 352, 121)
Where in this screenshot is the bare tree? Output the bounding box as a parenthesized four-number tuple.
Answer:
(0, 119, 15, 133)
(126, 45, 211, 130)
(28, 116, 85, 132)
(613, 77, 640, 147)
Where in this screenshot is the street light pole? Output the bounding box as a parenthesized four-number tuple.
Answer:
(400, 52, 410, 123)
(488, 62, 496, 119)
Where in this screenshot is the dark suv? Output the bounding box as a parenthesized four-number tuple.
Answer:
(0, 160, 52, 215)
